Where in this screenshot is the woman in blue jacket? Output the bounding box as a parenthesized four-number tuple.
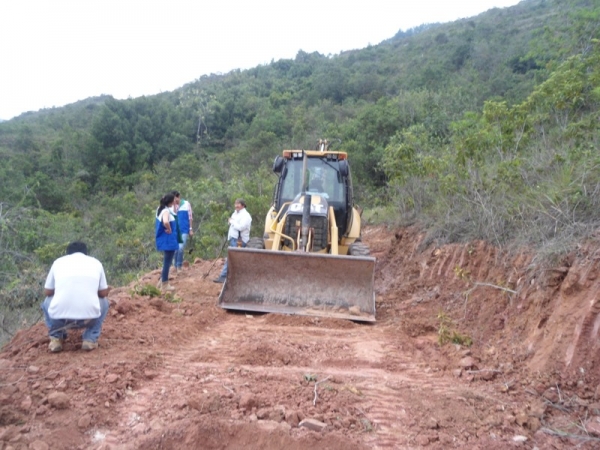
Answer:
(155, 193, 179, 291)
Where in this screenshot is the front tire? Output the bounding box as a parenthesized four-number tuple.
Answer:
(349, 242, 370, 256)
(246, 237, 265, 249)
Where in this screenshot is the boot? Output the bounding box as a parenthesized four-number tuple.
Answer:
(82, 340, 98, 351)
(48, 337, 63, 353)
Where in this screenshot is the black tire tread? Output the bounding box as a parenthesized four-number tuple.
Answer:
(348, 242, 370, 256)
(246, 237, 266, 249)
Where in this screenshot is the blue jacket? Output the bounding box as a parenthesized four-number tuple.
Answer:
(177, 199, 192, 235)
(155, 208, 179, 251)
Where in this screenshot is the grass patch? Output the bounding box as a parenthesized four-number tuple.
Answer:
(437, 312, 473, 347)
(131, 283, 161, 297)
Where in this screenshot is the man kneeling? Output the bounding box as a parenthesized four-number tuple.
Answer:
(42, 241, 111, 352)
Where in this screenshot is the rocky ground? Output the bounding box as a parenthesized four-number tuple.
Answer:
(1, 225, 600, 449)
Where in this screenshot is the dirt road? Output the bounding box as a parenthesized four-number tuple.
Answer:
(1, 225, 599, 449)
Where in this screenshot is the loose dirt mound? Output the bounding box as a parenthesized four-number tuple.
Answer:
(1, 225, 600, 449)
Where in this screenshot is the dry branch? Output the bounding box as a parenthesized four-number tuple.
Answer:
(525, 388, 570, 412)
(472, 282, 517, 294)
(313, 376, 331, 406)
(541, 427, 600, 442)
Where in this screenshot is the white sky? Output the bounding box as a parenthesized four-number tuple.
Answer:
(0, 0, 521, 120)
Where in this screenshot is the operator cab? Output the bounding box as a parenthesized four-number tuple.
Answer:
(273, 151, 352, 237)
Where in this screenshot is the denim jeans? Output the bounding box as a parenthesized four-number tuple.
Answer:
(174, 233, 189, 268)
(162, 250, 176, 282)
(41, 296, 110, 343)
(219, 237, 247, 278)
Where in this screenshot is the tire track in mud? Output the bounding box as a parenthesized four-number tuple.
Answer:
(98, 316, 508, 449)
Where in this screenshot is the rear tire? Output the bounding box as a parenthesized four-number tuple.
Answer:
(349, 242, 370, 256)
(246, 237, 265, 249)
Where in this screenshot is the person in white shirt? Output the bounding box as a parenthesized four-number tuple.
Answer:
(41, 241, 111, 352)
(213, 199, 252, 283)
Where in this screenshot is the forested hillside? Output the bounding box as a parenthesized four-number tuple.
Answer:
(0, 0, 598, 341)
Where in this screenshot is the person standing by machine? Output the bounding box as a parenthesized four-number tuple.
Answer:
(213, 199, 251, 283)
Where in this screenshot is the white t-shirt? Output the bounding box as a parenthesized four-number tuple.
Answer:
(44, 252, 108, 319)
(227, 208, 252, 243)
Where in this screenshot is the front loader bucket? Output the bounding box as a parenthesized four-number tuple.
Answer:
(218, 248, 376, 322)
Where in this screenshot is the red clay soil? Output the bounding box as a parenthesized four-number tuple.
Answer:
(2, 225, 600, 449)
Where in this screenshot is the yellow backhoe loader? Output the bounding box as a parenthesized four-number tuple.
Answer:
(218, 140, 376, 322)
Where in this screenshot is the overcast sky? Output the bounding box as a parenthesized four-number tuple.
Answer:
(0, 0, 522, 120)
